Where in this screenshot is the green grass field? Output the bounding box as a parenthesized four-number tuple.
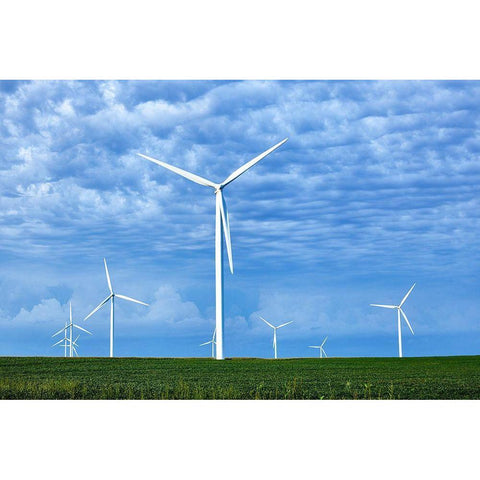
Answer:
(1, 355, 479, 399)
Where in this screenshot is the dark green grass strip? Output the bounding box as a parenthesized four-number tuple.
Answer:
(0, 356, 479, 399)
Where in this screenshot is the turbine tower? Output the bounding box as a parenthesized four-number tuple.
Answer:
(84, 258, 149, 357)
(370, 283, 416, 358)
(52, 302, 92, 357)
(138, 138, 287, 360)
(200, 328, 216, 358)
(259, 316, 293, 359)
(309, 336, 328, 358)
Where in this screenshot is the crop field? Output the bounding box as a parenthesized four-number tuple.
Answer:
(0, 356, 479, 399)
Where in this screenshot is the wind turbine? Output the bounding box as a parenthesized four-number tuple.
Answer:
(200, 328, 216, 358)
(259, 316, 293, 359)
(51, 318, 69, 357)
(309, 336, 328, 358)
(52, 302, 92, 357)
(370, 283, 416, 358)
(138, 138, 288, 360)
(52, 336, 82, 357)
(84, 258, 149, 357)
(70, 335, 81, 357)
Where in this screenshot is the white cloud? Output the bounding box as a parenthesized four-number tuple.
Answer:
(143, 285, 204, 327)
(12, 298, 65, 326)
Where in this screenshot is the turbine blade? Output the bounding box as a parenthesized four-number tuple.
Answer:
(277, 321, 293, 329)
(116, 294, 149, 306)
(218, 190, 233, 274)
(104, 258, 113, 294)
(220, 138, 288, 188)
(73, 346, 79, 357)
(52, 338, 65, 347)
(400, 309, 414, 335)
(73, 324, 92, 335)
(321, 336, 328, 347)
(137, 153, 217, 189)
(259, 316, 274, 329)
(399, 283, 416, 307)
(52, 326, 66, 338)
(370, 304, 397, 309)
(84, 295, 111, 321)
(321, 348, 328, 358)
(200, 341, 212, 346)
(308, 346, 320, 349)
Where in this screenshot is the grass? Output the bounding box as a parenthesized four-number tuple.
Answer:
(0, 355, 479, 399)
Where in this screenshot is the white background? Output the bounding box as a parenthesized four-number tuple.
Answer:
(1, 1, 478, 478)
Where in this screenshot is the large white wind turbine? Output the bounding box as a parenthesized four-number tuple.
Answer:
(259, 316, 293, 359)
(309, 336, 328, 358)
(200, 328, 216, 358)
(370, 283, 416, 358)
(84, 258, 149, 357)
(138, 139, 287, 360)
(52, 302, 92, 357)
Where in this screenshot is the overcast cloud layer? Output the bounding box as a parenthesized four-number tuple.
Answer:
(0, 80, 478, 357)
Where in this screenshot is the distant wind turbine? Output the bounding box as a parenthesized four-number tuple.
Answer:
(200, 328, 216, 358)
(84, 258, 149, 357)
(70, 334, 81, 357)
(53, 334, 82, 357)
(51, 318, 69, 357)
(259, 316, 293, 359)
(309, 336, 328, 358)
(370, 283, 416, 358)
(52, 302, 91, 357)
(138, 138, 288, 359)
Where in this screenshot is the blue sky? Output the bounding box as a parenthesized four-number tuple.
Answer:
(0, 80, 479, 358)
